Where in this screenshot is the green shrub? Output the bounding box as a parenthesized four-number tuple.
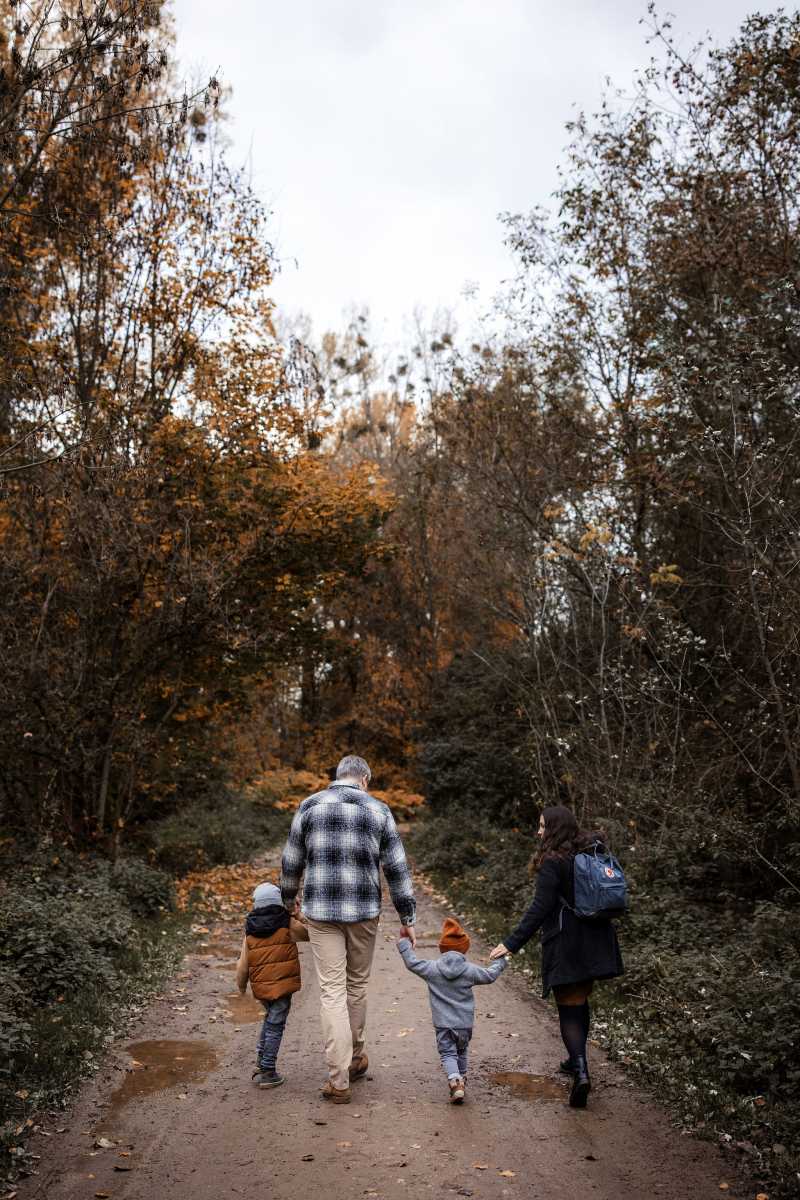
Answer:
(0, 845, 191, 1183)
(142, 793, 292, 875)
(408, 812, 536, 915)
(110, 858, 175, 916)
(1, 890, 130, 1005)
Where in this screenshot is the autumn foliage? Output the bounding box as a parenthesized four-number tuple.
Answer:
(0, 2, 391, 849)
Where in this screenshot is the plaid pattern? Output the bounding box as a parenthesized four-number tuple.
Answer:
(280, 783, 416, 925)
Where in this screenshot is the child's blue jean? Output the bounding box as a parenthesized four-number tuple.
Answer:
(257, 994, 292, 1072)
(435, 1026, 472, 1081)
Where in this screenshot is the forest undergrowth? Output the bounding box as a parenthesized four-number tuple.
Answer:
(0, 796, 293, 1188)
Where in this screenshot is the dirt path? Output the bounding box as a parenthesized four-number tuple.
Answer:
(20, 853, 745, 1200)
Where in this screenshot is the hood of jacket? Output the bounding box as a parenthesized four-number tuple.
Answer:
(437, 950, 470, 980)
(246, 904, 290, 938)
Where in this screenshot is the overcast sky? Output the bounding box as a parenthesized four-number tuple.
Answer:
(173, 1, 783, 343)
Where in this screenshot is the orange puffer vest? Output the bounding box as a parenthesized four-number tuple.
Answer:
(247, 926, 301, 1001)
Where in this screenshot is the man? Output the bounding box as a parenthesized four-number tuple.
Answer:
(280, 754, 417, 1104)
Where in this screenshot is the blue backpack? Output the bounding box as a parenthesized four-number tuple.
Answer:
(569, 841, 628, 920)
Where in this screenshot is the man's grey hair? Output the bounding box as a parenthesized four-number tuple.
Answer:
(335, 754, 371, 784)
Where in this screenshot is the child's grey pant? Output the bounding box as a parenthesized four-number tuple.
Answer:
(257, 994, 292, 1071)
(435, 1026, 472, 1080)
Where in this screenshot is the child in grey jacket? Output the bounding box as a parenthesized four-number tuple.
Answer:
(398, 916, 508, 1103)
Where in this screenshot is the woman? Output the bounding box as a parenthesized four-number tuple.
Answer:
(489, 804, 623, 1108)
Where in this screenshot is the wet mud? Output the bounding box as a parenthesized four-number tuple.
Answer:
(222, 991, 264, 1023)
(98, 1040, 219, 1129)
(490, 1070, 566, 1101)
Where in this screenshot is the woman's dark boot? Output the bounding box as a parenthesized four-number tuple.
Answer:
(569, 1056, 591, 1108)
(559, 1058, 575, 1075)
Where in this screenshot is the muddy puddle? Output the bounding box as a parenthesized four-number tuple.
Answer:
(222, 991, 264, 1023)
(98, 1040, 219, 1128)
(490, 1071, 565, 1101)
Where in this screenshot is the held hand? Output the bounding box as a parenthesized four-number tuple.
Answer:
(400, 924, 417, 948)
(489, 942, 510, 960)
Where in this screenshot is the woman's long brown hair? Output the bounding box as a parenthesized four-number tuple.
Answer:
(536, 804, 598, 868)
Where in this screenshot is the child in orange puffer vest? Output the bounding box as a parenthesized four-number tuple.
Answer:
(235, 881, 309, 1089)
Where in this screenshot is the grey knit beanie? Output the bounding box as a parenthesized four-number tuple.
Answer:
(252, 882, 282, 908)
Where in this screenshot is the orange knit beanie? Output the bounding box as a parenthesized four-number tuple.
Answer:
(439, 917, 470, 955)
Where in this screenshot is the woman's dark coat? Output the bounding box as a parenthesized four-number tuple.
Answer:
(504, 854, 623, 997)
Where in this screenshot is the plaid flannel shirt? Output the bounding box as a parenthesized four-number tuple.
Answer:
(280, 783, 417, 926)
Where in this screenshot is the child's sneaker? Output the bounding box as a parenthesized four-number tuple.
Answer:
(448, 1077, 465, 1104)
(252, 1068, 285, 1089)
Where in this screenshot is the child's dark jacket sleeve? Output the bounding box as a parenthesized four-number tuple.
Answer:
(504, 859, 562, 953)
(235, 935, 249, 992)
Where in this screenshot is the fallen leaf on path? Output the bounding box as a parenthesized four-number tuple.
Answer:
(718, 1186, 730, 1192)
(337, 1141, 352, 1148)
(301, 1154, 315, 1162)
(95, 1192, 111, 1198)
(499, 1171, 516, 1178)
(396, 1028, 414, 1038)
(755, 1195, 768, 1200)
(117, 1152, 130, 1158)
(94, 1137, 115, 1150)
(14, 1090, 28, 1100)
(585, 1154, 597, 1161)
(472, 1163, 489, 1170)
(114, 1165, 133, 1172)
(313, 1120, 327, 1126)
(411, 1143, 421, 1149)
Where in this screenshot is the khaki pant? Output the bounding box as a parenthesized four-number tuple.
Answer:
(305, 916, 380, 1091)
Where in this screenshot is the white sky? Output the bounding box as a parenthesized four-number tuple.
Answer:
(173, 1, 782, 343)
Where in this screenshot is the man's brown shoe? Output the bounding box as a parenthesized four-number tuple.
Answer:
(321, 1081, 351, 1104)
(449, 1077, 465, 1104)
(349, 1054, 369, 1081)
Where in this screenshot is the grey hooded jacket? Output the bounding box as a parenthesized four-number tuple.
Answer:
(398, 938, 507, 1029)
